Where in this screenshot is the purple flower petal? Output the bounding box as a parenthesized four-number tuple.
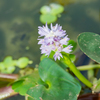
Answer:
(38, 23, 73, 61)
(62, 45, 73, 53)
(59, 36, 69, 45)
(53, 52, 63, 61)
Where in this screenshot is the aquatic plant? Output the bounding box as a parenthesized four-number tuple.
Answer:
(11, 23, 100, 100)
(0, 56, 32, 74)
(40, 3, 64, 24)
(38, 23, 73, 60)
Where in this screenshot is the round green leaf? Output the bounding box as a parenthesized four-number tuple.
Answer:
(50, 3, 64, 15)
(40, 6, 51, 14)
(6, 66, 15, 74)
(17, 57, 29, 68)
(3, 56, 13, 67)
(0, 62, 5, 70)
(40, 14, 57, 24)
(27, 58, 81, 100)
(13, 60, 17, 66)
(78, 32, 100, 63)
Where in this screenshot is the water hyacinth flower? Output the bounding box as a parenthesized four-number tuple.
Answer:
(38, 23, 73, 61)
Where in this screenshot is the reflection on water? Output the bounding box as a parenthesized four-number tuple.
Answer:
(0, 0, 100, 99)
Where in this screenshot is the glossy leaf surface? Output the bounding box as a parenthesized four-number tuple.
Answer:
(27, 58, 81, 100)
(78, 32, 100, 63)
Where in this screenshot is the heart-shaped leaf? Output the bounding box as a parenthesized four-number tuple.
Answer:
(78, 32, 100, 63)
(27, 58, 81, 100)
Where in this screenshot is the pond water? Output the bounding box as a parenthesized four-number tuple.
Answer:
(0, 0, 100, 99)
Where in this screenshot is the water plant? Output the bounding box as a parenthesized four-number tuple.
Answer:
(0, 56, 32, 74)
(40, 3, 64, 24)
(3, 23, 100, 100)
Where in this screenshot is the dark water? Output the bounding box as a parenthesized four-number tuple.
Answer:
(0, 0, 100, 99)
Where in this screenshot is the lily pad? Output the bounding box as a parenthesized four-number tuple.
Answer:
(27, 58, 81, 100)
(78, 32, 100, 63)
(40, 3, 64, 16)
(40, 6, 51, 14)
(40, 14, 57, 24)
(50, 3, 64, 15)
(0, 57, 15, 74)
(6, 66, 15, 74)
(0, 62, 5, 70)
(16, 57, 29, 68)
(3, 56, 13, 67)
(40, 3, 64, 24)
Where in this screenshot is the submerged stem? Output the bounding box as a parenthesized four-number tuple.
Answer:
(61, 56, 93, 88)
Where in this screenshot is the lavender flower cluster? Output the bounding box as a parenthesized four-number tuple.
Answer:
(38, 23, 73, 61)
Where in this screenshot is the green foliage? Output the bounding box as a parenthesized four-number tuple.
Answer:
(40, 3, 64, 24)
(50, 3, 64, 15)
(40, 39, 76, 62)
(63, 40, 77, 53)
(40, 51, 55, 61)
(16, 57, 29, 68)
(40, 51, 76, 71)
(40, 14, 57, 24)
(40, 6, 51, 14)
(78, 32, 100, 63)
(12, 68, 39, 95)
(27, 58, 81, 100)
(92, 78, 100, 92)
(68, 40, 77, 52)
(0, 56, 15, 74)
(0, 56, 32, 74)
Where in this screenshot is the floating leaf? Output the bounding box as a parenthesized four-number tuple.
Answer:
(40, 14, 57, 24)
(40, 3, 64, 16)
(13, 60, 17, 66)
(3, 56, 13, 67)
(50, 3, 64, 15)
(40, 6, 51, 14)
(0, 62, 5, 70)
(16, 57, 29, 68)
(78, 32, 100, 63)
(6, 66, 15, 74)
(40, 3, 64, 24)
(27, 58, 81, 100)
(0, 62, 15, 74)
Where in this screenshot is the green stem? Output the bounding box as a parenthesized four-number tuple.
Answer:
(62, 56, 93, 88)
(77, 64, 100, 71)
